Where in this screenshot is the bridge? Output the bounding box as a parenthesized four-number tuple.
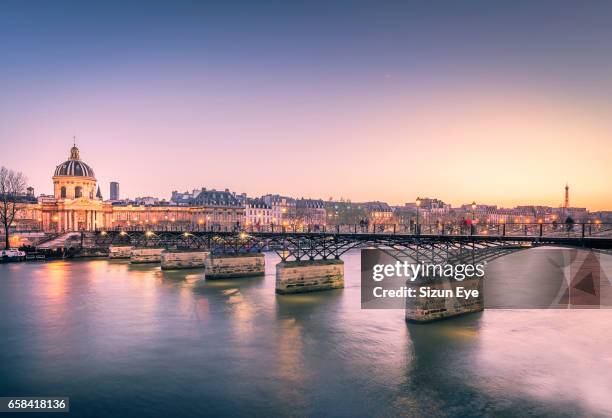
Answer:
(93, 222, 612, 263)
(89, 222, 612, 322)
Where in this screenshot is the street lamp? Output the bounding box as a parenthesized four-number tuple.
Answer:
(471, 201, 476, 235)
(415, 197, 421, 235)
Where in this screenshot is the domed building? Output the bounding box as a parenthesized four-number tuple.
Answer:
(39, 144, 111, 232)
(53, 145, 97, 200)
(12, 141, 247, 237)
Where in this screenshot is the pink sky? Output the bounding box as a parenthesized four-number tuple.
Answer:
(3, 77, 611, 210)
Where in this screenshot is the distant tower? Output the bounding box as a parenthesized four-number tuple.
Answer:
(564, 183, 570, 209)
(110, 182, 120, 201)
(96, 186, 103, 200)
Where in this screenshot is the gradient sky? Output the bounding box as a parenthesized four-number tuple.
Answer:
(1, 0, 611, 209)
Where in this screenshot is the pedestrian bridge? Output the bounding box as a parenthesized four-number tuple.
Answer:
(89, 222, 612, 322)
(93, 222, 612, 264)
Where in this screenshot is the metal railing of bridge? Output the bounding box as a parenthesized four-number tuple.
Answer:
(94, 222, 612, 239)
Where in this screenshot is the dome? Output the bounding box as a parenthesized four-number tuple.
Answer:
(54, 145, 96, 178)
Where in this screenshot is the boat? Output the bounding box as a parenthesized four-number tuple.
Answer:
(0, 249, 26, 262)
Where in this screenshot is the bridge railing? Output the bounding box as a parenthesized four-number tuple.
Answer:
(95, 222, 612, 238)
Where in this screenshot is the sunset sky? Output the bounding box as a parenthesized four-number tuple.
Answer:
(1, 1, 611, 210)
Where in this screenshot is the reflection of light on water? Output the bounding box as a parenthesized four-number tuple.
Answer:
(441, 327, 478, 339)
(274, 318, 307, 398)
(39, 261, 70, 299)
(4, 249, 611, 417)
(276, 294, 327, 304)
(228, 291, 256, 341)
(223, 288, 240, 297)
(475, 310, 612, 415)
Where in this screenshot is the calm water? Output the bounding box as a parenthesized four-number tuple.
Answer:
(1, 249, 612, 417)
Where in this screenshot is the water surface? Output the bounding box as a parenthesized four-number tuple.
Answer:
(1, 249, 611, 417)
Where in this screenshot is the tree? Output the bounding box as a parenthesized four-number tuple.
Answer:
(0, 167, 27, 249)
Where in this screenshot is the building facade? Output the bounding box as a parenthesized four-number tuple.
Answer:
(245, 198, 272, 227)
(10, 145, 246, 233)
(262, 194, 296, 226)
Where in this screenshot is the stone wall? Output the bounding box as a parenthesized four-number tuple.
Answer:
(205, 253, 265, 278)
(130, 248, 164, 264)
(405, 276, 484, 322)
(276, 259, 344, 294)
(109, 246, 133, 259)
(161, 251, 209, 270)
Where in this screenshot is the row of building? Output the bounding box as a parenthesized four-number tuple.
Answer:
(6, 144, 610, 235)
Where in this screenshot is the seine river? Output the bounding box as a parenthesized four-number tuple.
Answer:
(1, 249, 611, 417)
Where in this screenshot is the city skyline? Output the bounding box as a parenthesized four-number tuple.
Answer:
(2, 1, 612, 210)
(8, 141, 604, 212)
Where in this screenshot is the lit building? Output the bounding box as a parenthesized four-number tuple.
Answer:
(10, 145, 246, 234)
(245, 198, 272, 227)
(262, 194, 296, 226)
(41, 144, 109, 231)
(296, 198, 326, 226)
(363, 201, 394, 223)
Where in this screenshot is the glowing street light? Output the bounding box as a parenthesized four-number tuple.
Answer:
(415, 197, 421, 235)
(470, 201, 476, 235)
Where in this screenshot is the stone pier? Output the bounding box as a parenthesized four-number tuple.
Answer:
(130, 248, 165, 264)
(405, 276, 484, 323)
(161, 250, 209, 270)
(109, 245, 133, 259)
(276, 259, 344, 294)
(204, 253, 265, 279)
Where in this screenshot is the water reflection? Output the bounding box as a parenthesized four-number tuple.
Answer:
(0, 249, 611, 417)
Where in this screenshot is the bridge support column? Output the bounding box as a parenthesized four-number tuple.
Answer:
(276, 259, 344, 294)
(205, 253, 265, 279)
(161, 250, 209, 270)
(405, 276, 484, 323)
(109, 245, 133, 259)
(130, 248, 165, 264)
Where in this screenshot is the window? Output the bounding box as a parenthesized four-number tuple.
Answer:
(75, 186, 82, 198)
(61, 186, 67, 198)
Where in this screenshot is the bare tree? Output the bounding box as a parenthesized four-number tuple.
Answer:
(0, 167, 27, 249)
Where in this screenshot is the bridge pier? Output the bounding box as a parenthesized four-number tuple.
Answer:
(405, 276, 484, 322)
(109, 245, 133, 259)
(130, 248, 165, 264)
(161, 250, 209, 270)
(276, 259, 344, 294)
(204, 253, 265, 279)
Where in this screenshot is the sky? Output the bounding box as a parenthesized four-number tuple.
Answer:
(1, 0, 611, 210)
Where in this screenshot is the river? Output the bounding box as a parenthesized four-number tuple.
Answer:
(1, 249, 611, 417)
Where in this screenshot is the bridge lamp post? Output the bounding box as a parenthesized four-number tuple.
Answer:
(415, 197, 421, 235)
(471, 201, 476, 235)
